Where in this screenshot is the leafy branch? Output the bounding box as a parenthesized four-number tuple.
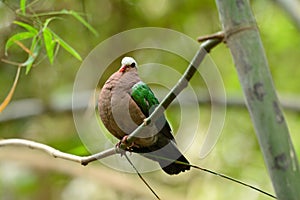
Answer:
(4, 11, 96, 73)
(0, 1, 98, 112)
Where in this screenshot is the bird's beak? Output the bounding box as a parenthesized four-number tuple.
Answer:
(119, 65, 127, 73)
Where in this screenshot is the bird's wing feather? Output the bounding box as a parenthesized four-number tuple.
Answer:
(131, 81, 158, 116)
(131, 81, 175, 141)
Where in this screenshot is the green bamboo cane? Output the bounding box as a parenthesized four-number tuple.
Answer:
(215, 0, 300, 199)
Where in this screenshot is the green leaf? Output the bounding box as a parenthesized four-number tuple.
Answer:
(43, 17, 60, 28)
(43, 28, 56, 64)
(5, 32, 35, 55)
(51, 31, 82, 61)
(69, 10, 98, 36)
(20, 0, 26, 15)
(24, 37, 42, 74)
(14, 21, 38, 34)
(42, 17, 62, 64)
(61, 9, 98, 36)
(30, 9, 98, 36)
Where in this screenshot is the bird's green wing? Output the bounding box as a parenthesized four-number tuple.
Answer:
(131, 81, 175, 141)
(131, 81, 159, 117)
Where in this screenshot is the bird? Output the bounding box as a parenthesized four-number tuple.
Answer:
(98, 57, 190, 175)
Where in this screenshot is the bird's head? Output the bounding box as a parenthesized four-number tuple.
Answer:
(119, 57, 137, 73)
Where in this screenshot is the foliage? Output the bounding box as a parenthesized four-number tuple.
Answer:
(0, 0, 97, 112)
(5, 4, 98, 73)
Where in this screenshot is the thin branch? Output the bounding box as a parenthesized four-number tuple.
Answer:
(0, 66, 22, 113)
(126, 38, 223, 144)
(81, 147, 121, 166)
(191, 165, 277, 199)
(124, 154, 161, 200)
(1, 59, 24, 66)
(15, 40, 33, 55)
(197, 31, 224, 42)
(0, 138, 119, 165)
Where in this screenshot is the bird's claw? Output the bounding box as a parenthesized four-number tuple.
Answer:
(116, 135, 135, 155)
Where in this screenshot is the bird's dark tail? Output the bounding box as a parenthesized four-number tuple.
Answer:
(140, 141, 190, 175)
(160, 154, 190, 175)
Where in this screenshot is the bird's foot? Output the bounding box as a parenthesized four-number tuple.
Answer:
(116, 135, 136, 154)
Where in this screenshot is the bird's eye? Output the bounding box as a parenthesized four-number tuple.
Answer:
(130, 62, 136, 67)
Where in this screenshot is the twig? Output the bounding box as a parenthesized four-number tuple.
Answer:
(126, 38, 223, 144)
(124, 154, 161, 200)
(191, 165, 277, 199)
(0, 138, 119, 165)
(15, 40, 33, 56)
(0, 66, 22, 113)
(1, 59, 24, 66)
(81, 147, 122, 165)
(197, 31, 224, 42)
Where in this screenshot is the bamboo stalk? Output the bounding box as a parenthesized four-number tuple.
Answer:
(215, 0, 300, 199)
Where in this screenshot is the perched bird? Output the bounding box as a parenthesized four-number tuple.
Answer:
(98, 57, 190, 175)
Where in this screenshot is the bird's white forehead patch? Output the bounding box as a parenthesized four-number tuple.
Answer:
(121, 57, 137, 66)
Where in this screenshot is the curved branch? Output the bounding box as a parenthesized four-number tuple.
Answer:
(0, 138, 119, 165)
(0, 65, 21, 113)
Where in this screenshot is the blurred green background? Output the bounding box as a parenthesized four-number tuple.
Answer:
(0, 0, 299, 199)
